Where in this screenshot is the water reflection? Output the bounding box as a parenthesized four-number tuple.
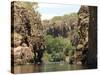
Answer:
(12, 63, 88, 74)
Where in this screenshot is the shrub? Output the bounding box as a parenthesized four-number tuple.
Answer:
(44, 35, 75, 62)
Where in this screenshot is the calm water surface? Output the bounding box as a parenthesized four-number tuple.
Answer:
(12, 63, 88, 74)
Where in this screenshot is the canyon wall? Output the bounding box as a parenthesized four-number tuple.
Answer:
(76, 6, 97, 68)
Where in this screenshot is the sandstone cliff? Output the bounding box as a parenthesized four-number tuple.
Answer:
(11, 1, 44, 65)
(75, 6, 97, 67)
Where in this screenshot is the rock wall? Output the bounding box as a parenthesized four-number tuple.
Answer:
(46, 22, 70, 37)
(11, 1, 45, 65)
(76, 6, 97, 67)
(75, 6, 89, 64)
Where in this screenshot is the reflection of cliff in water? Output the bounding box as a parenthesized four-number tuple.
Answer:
(13, 63, 88, 74)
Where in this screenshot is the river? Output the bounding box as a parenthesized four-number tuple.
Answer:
(12, 63, 88, 74)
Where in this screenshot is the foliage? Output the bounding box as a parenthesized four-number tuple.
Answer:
(15, 1, 38, 10)
(51, 13, 78, 24)
(12, 1, 81, 64)
(42, 51, 50, 63)
(51, 16, 62, 22)
(44, 35, 75, 62)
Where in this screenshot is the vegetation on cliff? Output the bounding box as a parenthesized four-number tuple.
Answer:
(11, 1, 97, 68)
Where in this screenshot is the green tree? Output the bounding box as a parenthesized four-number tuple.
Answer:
(44, 35, 75, 62)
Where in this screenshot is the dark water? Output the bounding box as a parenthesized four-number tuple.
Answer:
(12, 63, 88, 74)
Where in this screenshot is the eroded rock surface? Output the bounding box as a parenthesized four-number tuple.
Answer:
(75, 6, 97, 67)
(11, 1, 45, 65)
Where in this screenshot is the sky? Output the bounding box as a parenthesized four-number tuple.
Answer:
(34, 1, 81, 20)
